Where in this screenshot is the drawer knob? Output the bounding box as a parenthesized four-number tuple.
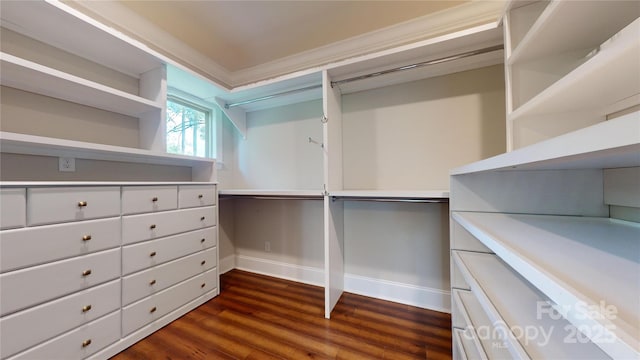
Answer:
(198, 194, 204, 199)
(201, 283, 206, 288)
(201, 260, 206, 266)
(149, 279, 156, 286)
(152, 197, 158, 202)
(82, 339, 92, 348)
(200, 238, 206, 244)
(150, 306, 157, 313)
(150, 224, 156, 230)
(150, 251, 157, 257)
(78, 201, 88, 207)
(82, 305, 92, 313)
(82, 269, 92, 276)
(82, 235, 92, 241)
(200, 216, 205, 221)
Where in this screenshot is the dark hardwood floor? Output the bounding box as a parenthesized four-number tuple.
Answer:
(111, 270, 452, 359)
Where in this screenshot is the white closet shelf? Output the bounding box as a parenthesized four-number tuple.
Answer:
(451, 111, 640, 175)
(329, 190, 449, 199)
(0, 131, 215, 167)
(509, 18, 640, 121)
(452, 212, 640, 358)
(0, 181, 216, 187)
(453, 251, 611, 359)
(218, 189, 324, 198)
(0, 52, 162, 117)
(453, 328, 486, 360)
(508, 1, 640, 65)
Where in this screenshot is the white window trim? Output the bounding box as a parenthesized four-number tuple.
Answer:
(167, 86, 223, 165)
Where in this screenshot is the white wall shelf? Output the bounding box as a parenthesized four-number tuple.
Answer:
(509, 18, 640, 121)
(0, 132, 214, 169)
(452, 212, 640, 358)
(453, 251, 611, 359)
(0, 53, 162, 117)
(329, 190, 449, 199)
(218, 189, 323, 198)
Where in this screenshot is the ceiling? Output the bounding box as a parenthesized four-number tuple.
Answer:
(116, 1, 467, 72)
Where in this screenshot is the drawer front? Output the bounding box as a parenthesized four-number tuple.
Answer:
(122, 206, 216, 245)
(122, 268, 217, 336)
(0, 279, 120, 359)
(9, 310, 121, 360)
(122, 227, 216, 274)
(1, 188, 26, 230)
(1, 217, 121, 273)
(178, 185, 216, 208)
(28, 187, 120, 226)
(123, 248, 217, 305)
(0, 248, 120, 316)
(122, 186, 177, 215)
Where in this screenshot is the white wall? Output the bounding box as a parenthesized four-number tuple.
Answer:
(342, 64, 506, 190)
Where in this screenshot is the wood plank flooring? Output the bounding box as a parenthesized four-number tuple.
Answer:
(111, 270, 452, 359)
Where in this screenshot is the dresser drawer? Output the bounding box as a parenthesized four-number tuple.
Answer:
(0, 279, 120, 359)
(0, 248, 120, 316)
(1, 217, 120, 273)
(178, 185, 216, 208)
(122, 186, 177, 215)
(8, 310, 121, 360)
(122, 268, 217, 336)
(122, 227, 216, 274)
(123, 248, 216, 305)
(1, 188, 26, 230)
(122, 206, 216, 245)
(27, 187, 120, 226)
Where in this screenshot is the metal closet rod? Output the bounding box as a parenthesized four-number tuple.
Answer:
(332, 197, 449, 203)
(223, 44, 503, 109)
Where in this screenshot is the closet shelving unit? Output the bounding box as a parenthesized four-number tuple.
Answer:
(450, 1, 640, 358)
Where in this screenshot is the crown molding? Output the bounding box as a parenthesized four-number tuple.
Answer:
(231, 1, 505, 86)
(66, 0, 504, 89)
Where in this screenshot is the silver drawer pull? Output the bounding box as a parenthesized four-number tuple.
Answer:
(78, 201, 88, 207)
(198, 194, 203, 199)
(149, 279, 156, 286)
(82, 339, 92, 348)
(82, 235, 92, 241)
(152, 197, 158, 202)
(82, 305, 92, 313)
(150, 306, 157, 313)
(201, 283, 206, 288)
(82, 269, 92, 276)
(150, 251, 157, 257)
(150, 224, 156, 230)
(200, 216, 205, 221)
(200, 260, 206, 266)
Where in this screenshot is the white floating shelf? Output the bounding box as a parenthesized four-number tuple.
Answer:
(453, 251, 611, 359)
(509, 18, 640, 121)
(451, 111, 640, 175)
(0, 132, 214, 168)
(329, 190, 449, 199)
(0, 52, 162, 117)
(218, 189, 324, 198)
(452, 212, 640, 358)
(508, 1, 640, 65)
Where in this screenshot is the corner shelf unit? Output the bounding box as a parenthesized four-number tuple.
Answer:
(503, 0, 640, 150)
(450, 111, 640, 359)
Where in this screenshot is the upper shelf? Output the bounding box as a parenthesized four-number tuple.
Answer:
(0, 52, 162, 117)
(329, 190, 449, 199)
(0, 131, 214, 168)
(0, 0, 162, 77)
(508, 0, 640, 65)
(509, 17, 640, 122)
(218, 189, 324, 198)
(451, 110, 640, 175)
(452, 211, 640, 358)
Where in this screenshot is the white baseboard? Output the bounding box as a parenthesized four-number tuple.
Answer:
(234, 255, 324, 287)
(222, 255, 451, 313)
(344, 273, 451, 313)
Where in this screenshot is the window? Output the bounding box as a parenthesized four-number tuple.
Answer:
(166, 95, 218, 159)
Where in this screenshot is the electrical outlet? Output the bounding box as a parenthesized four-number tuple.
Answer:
(59, 157, 76, 172)
(265, 241, 271, 252)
